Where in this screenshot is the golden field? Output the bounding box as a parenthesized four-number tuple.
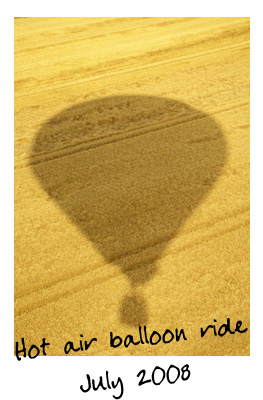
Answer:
(14, 17, 250, 356)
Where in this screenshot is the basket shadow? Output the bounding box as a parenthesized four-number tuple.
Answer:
(31, 95, 227, 326)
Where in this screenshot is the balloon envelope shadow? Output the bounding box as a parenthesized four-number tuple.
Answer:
(31, 95, 227, 326)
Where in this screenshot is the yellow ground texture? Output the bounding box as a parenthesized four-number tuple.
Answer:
(14, 17, 250, 356)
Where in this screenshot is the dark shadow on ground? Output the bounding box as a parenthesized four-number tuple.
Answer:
(31, 95, 227, 326)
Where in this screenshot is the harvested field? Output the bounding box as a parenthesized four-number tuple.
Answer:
(14, 17, 250, 356)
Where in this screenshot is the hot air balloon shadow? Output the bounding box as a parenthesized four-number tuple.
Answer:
(31, 95, 227, 326)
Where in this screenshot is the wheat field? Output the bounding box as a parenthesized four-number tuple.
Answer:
(14, 17, 250, 356)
